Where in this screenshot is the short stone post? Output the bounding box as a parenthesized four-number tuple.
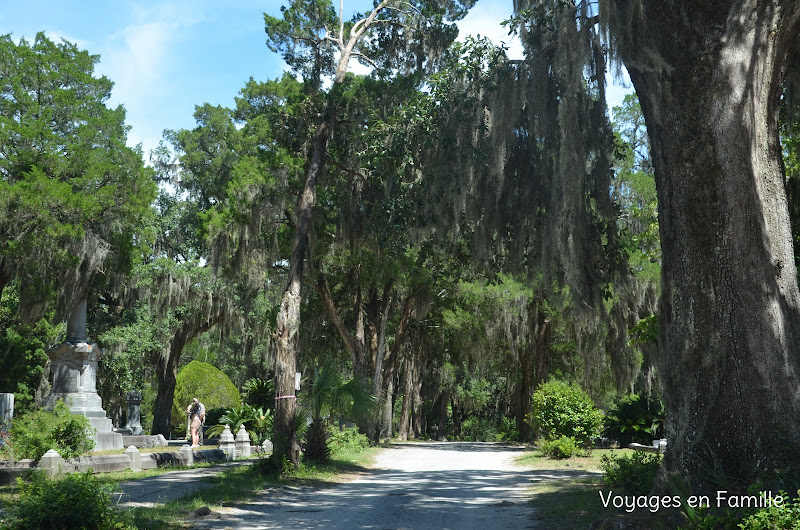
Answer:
(218, 424, 235, 461)
(180, 444, 194, 467)
(261, 439, 273, 453)
(40, 449, 63, 478)
(125, 445, 142, 472)
(235, 425, 251, 458)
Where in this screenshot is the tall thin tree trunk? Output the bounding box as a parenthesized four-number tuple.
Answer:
(273, 106, 333, 467)
(380, 372, 394, 439)
(397, 356, 413, 441)
(608, 0, 800, 491)
(411, 366, 424, 439)
(270, 0, 404, 465)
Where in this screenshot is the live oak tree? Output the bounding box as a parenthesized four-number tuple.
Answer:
(599, 0, 800, 491)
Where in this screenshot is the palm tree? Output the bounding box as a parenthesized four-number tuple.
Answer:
(304, 357, 376, 462)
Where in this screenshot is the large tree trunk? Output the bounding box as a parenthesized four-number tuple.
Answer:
(397, 356, 414, 441)
(152, 349, 180, 437)
(607, 0, 800, 491)
(151, 315, 224, 436)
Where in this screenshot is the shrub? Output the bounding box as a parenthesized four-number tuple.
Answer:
(328, 426, 370, 455)
(303, 418, 330, 462)
(497, 416, 519, 442)
(529, 380, 604, 446)
(1, 400, 94, 461)
(171, 360, 241, 432)
(603, 393, 665, 447)
(739, 490, 800, 529)
(461, 416, 498, 442)
(539, 435, 583, 459)
(600, 451, 662, 493)
(2, 470, 127, 529)
(242, 377, 275, 410)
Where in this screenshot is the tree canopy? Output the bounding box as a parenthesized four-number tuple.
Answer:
(0, 33, 156, 322)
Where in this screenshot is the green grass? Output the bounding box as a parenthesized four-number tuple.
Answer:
(515, 447, 631, 471)
(91, 445, 220, 456)
(528, 478, 607, 529)
(516, 448, 635, 529)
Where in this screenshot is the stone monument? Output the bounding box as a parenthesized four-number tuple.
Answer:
(0, 393, 12, 446)
(43, 299, 123, 451)
(124, 390, 143, 436)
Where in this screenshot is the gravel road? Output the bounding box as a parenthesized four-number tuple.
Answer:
(186, 441, 596, 529)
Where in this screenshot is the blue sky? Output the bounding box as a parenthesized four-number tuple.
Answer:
(1, 0, 631, 159)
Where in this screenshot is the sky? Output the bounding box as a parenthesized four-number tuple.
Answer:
(1, 0, 632, 160)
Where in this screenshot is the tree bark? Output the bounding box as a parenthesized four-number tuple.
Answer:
(380, 372, 395, 439)
(316, 274, 368, 378)
(397, 356, 414, 441)
(273, 107, 332, 466)
(607, 0, 800, 491)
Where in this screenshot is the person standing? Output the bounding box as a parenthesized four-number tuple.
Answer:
(187, 397, 206, 447)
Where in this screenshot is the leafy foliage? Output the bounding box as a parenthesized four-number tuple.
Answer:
(172, 360, 241, 431)
(303, 357, 376, 461)
(1, 470, 127, 530)
(739, 490, 800, 529)
(242, 377, 276, 410)
(600, 451, 662, 494)
(0, 283, 59, 415)
(529, 380, 604, 446)
(0, 33, 155, 321)
(603, 393, 664, 447)
(328, 426, 370, 456)
(1, 400, 94, 461)
(206, 403, 273, 447)
(539, 436, 584, 459)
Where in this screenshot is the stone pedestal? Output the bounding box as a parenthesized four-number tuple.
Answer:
(43, 340, 123, 451)
(124, 390, 143, 436)
(219, 424, 235, 461)
(235, 425, 251, 458)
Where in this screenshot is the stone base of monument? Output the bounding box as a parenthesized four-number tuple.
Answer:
(43, 341, 124, 452)
(121, 434, 168, 448)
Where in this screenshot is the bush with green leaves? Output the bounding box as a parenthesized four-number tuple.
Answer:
(603, 393, 664, 447)
(1, 400, 94, 461)
(497, 416, 519, 442)
(600, 451, 662, 493)
(1, 470, 127, 529)
(303, 358, 376, 462)
(460, 416, 498, 442)
(739, 490, 800, 529)
(529, 380, 604, 446)
(539, 435, 584, 459)
(171, 360, 241, 432)
(205, 403, 273, 447)
(242, 377, 275, 410)
(328, 426, 370, 456)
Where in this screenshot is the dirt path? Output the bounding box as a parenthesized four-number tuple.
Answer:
(187, 441, 598, 529)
